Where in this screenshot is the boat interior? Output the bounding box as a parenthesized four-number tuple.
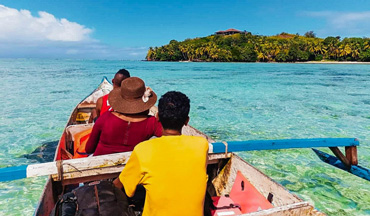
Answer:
(36, 152, 323, 216)
(35, 79, 324, 215)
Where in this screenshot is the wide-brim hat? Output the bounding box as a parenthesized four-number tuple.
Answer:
(108, 77, 157, 114)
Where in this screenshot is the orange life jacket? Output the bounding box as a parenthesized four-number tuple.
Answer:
(73, 128, 93, 159)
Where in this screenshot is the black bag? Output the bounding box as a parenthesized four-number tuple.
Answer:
(50, 181, 135, 216)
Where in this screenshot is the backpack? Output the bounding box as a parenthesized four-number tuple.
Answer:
(50, 181, 135, 216)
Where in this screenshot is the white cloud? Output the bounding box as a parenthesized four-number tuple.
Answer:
(0, 5, 92, 42)
(0, 5, 147, 59)
(303, 11, 370, 37)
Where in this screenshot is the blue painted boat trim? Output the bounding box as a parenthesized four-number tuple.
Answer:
(212, 138, 359, 153)
(101, 76, 110, 84)
(0, 165, 27, 182)
(312, 148, 370, 181)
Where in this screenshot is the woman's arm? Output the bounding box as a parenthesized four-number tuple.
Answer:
(85, 117, 103, 154)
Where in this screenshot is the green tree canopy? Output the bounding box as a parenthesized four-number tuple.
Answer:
(146, 31, 370, 62)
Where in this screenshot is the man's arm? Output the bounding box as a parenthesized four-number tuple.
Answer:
(93, 97, 103, 119)
(115, 151, 144, 197)
(113, 178, 123, 189)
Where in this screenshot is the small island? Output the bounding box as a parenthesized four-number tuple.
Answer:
(146, 29, 370, 63)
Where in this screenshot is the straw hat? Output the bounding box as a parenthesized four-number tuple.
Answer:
(108, 77, 157, 114)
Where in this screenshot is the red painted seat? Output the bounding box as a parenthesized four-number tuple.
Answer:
(229, 171, 273, 213)
(211, 171, 273, 215)
(211, 196, 242, 215)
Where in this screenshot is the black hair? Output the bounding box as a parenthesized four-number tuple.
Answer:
(158, 91, 190, 131)
(114, 69, 130, 87)
(116, 69, 130, 78)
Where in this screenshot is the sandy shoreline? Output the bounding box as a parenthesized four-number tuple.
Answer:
(301, 61, 370, 64)
(174, 60, 370, 64)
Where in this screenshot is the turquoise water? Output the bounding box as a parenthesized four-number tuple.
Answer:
(0, 59, 369, 215)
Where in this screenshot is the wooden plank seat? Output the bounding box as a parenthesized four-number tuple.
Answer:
(77, 103, 96, 109)
(74, 103, 96, 124)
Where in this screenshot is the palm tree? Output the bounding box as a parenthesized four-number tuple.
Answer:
(179, 45, 189, 60)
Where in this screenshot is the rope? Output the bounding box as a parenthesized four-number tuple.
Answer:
(64, 163, 82, 173)
(56, 160, 63, 182)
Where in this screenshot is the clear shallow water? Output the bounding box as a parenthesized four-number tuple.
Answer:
(0, 59, 369, 215)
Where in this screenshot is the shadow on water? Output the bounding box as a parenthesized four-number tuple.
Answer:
(362, 99, 370, 105)
(204, 128, 236, 141)
(22, 141, 58, 163)
(197, 106, 207, 110)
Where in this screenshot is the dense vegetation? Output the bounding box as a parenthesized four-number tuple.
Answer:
(146, 32, 370, 62)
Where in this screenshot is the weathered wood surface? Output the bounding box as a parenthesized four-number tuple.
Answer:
(79, 77, 112, 104)
(212, 154, 302, 207)
(35, 177, 57, 216)
(28, 152, 227, 183)
(60, 154, 227, 185)
(345, 146, 358, 165)
(242, 202, 325, 216)
(28, 152, 131, 179)
(329, 147, 351, 168)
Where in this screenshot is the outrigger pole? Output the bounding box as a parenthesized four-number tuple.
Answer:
(0, 138, 369, 182)
(208, 138, 369, 182)
(209, 138, 359, 153)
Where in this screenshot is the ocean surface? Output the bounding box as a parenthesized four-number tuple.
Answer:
(0, 59, 369, 215)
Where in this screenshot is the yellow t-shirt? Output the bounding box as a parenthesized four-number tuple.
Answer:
(119, 135, 209, 216)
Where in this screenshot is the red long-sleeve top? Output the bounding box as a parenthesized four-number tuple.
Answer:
(85, 111, 162, 156)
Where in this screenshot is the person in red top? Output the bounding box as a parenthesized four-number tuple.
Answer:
(86, 77, 162, 156)
(92, 69, 131, 120)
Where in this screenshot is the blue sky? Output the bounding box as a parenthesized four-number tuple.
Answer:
(1, 0, 370, 59)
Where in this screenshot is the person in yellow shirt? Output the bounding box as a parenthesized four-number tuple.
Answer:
(113, 91, 209, 216)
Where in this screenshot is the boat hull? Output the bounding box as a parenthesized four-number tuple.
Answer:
(34, 78, 322, 216)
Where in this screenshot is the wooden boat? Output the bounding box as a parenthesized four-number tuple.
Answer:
(53, 77, 112, 161)
(34, 77, 323, 216)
